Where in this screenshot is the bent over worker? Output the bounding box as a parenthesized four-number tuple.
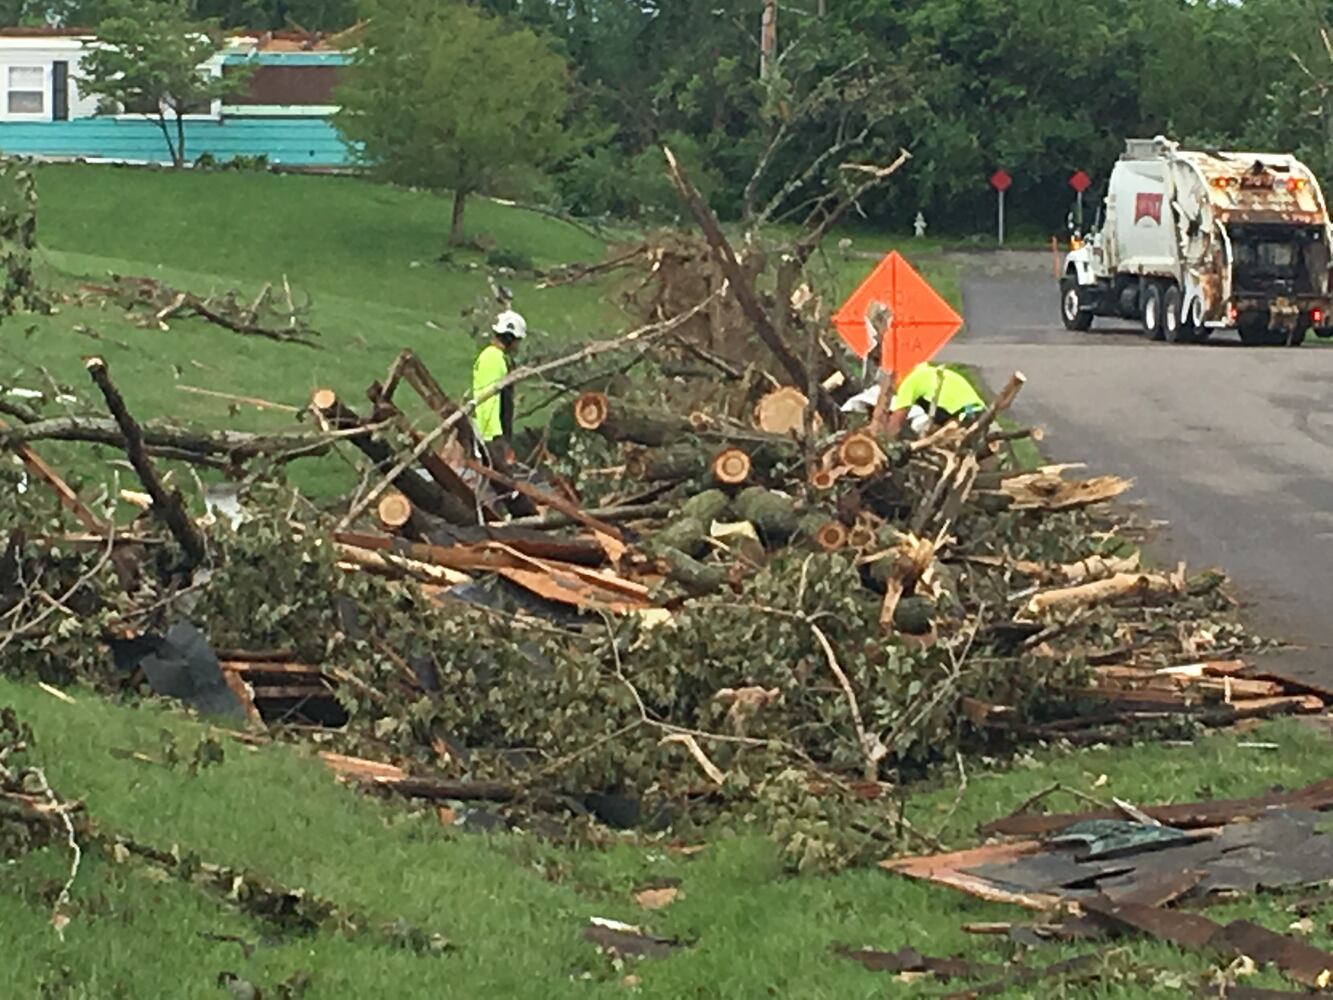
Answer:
(883, 362, 984, 438)
(472, 309, 526, 459)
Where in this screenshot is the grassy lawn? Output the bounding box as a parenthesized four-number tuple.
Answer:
(11, 166, 626, 498)
(4, 677, 1327, 998)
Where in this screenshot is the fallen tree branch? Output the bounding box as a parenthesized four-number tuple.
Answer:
(85, 357, 205, 565)
(664, 145, 841, 428)
(0, 414, 370, 465)
(338, 294, 720, 530)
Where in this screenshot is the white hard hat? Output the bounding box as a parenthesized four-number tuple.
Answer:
(493, 309, 527, 339)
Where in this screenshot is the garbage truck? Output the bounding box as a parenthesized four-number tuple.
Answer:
(1059, 136, 1333, 345)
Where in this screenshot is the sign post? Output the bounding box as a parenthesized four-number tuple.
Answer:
(1069, 169, 1092, 228)
(990, 170, 1012, 247)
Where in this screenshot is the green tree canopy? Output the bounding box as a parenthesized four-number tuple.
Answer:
(335, 0, 571, 246)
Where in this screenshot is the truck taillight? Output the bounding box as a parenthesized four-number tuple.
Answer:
(1228, 304, 1238, 323)
(1287, 177, 1310, 193)
(1313, 308, 1325, 325)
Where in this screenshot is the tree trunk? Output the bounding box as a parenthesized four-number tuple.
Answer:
(155, 113, 181, 168)
(175, 108, 187, 168)
(449, 189, 468, 247)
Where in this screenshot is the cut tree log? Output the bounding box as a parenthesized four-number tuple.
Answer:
(377, 491, 414, 531)
(653, 516, 709, 558)
(711, 447, 751, 486)
(753, 386, 814, 436)
(680, 489, 731, 524)
(1026, 573, 1177, 616)
(732, 486, 798, 544)
(85, 357, 206, 566)
(839, 432, 884, 478)
(661, 546, 726, 596)
(626, 443, 712, 483)
(573, 392, 693, 446)
(814, 521, 849, 551)
(311, 389, 475, 526)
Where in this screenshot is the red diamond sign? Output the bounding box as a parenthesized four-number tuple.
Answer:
(1069, 170, 1092, 194)
(831, 252, 964, 375)
(990, 169, 1012, 193)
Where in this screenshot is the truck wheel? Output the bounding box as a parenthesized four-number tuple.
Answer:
(1162, 285, 1192, 343)
(1142, 283, 1164, 340)
(1060, 279, 1093, 331)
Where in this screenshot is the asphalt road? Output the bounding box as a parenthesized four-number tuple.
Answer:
(939, 251, 1333, 690)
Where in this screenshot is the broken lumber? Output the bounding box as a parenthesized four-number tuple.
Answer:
(1025, 572, 1177, 616)
(85, 357, 205, 565)
(0, 415, 104, 532)
(980, 775, 1333, 837)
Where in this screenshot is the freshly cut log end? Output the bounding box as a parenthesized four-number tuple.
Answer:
(689, 411, 714, 431)
(712, 447, 751, 486)
(574, 391, 610, 431)
(753, 386, 811, 436)
(815, 522, 849, 552)
(839, 432, 882, 478)
(83, 355, 107, 373)
(624, 450, 649, 481)
(377, 491, 413, 530)
(810, 468, 839, 491)
(847, 525, 876, 550)
(311, 388, 339, 412)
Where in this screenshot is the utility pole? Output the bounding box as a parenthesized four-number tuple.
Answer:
(761, 0, 778, 79)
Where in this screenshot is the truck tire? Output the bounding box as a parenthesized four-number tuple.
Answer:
(1060, 279, 1093, 331)
(1161, 284, 1192, 343)
(1142, 283, 1165, 340)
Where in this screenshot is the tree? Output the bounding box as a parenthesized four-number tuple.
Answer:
(335, 0, 571, 246)
(79, 0, 247, 167)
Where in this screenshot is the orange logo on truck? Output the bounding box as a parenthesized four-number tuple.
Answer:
(1135, 192, 1163, 225)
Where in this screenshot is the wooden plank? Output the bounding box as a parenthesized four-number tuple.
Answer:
(982, 776, 1333, 837)
(0, 415, 104, 532)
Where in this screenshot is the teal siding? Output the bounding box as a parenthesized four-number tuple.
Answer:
(223, 52, 350, 66)
(0, 117, 351, 166)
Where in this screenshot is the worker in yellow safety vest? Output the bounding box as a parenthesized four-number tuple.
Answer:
(472, 309, 526, 459)
(882, 362, 985, 438)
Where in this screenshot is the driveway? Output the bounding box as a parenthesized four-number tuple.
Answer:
(941, 251, 1333, 690)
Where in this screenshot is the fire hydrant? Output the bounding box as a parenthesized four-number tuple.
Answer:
(914, 212, 928, 238)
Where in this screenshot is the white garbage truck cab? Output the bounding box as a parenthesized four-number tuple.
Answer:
(1060, 136, 1333, 346)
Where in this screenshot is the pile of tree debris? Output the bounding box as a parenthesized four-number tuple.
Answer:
(0, 330, 1297, 870)
(0, 148, 1306, 869)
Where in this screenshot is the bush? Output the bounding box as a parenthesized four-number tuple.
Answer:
(485, 247, 534, 272)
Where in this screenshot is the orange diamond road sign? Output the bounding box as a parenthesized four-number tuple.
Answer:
(831, 251, 963, 375)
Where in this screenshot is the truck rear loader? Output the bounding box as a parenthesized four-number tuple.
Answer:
(1061, 136, 1332, 346)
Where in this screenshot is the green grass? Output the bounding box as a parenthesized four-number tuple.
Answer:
(10, 165, 627, 498)
(4, 674, 1330, 998)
